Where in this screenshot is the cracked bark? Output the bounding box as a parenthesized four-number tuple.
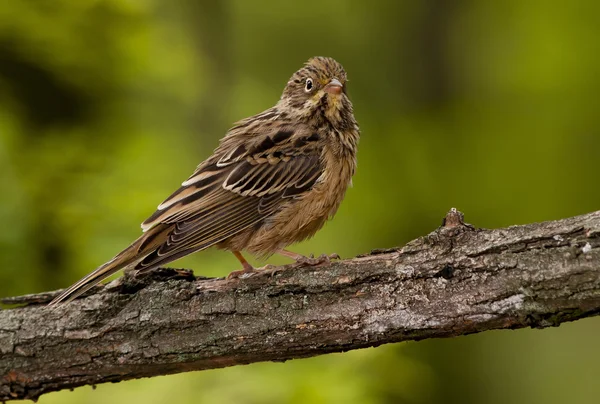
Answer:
(1, 208, 600, 401)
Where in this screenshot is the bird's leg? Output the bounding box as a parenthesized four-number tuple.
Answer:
(278, 249, 340, 266)
(227, 251, 256, 279)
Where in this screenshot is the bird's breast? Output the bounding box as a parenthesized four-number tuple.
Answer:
(243, 138, 357, 257)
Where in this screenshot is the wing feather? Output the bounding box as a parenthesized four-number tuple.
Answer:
(136, 125, 323, 269)
(137, 192, 282, 269)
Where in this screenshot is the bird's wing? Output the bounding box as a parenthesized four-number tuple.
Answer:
(135, 126, 324, 269)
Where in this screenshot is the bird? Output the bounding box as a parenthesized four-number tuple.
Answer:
(49, 56, 360, 306)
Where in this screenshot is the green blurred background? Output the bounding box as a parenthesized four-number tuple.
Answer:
(1, 1, 599, 403)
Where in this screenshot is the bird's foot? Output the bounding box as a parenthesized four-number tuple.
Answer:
(226, 268, 252, 280)
(228, 251, 257, 279)
(295, 253, 340, 266)
(226, 263, 277, 280)
(226, 261, 254, 279)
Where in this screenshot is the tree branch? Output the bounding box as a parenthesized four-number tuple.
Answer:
(2, 209, 600, 401)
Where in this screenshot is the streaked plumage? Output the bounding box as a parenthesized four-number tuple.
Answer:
(50, 56, 359, 306)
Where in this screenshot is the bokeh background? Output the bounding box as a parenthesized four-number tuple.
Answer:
(1, 1, 599, 403)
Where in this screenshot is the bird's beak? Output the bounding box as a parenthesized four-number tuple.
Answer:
(324, 78, 343, 95)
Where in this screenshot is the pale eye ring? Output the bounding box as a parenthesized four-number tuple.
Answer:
(304, 78, 314, 92)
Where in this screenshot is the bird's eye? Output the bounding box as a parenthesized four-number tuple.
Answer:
(304, 78, 313, 92)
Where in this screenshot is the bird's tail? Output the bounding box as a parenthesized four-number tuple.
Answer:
(48, 224, 172, 307)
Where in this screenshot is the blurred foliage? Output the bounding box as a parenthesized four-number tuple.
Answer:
(1, 1, 599, 403)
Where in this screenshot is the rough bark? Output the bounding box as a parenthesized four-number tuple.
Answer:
(1, 209, 600, 401)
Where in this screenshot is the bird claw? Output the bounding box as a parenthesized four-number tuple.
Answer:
(227, 254, 340, 278)
(295, 253, 340, 266)
(226, 269, 253, 280)
(226, 264, 276, 280)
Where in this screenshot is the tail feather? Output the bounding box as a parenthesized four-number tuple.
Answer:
(48, 223, 174, 307)
(48, 247, 141, 307)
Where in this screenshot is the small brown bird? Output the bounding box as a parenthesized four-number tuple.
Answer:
(49, 56, 360, 306)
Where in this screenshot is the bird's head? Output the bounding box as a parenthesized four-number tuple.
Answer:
(280, 57, 353, 128)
